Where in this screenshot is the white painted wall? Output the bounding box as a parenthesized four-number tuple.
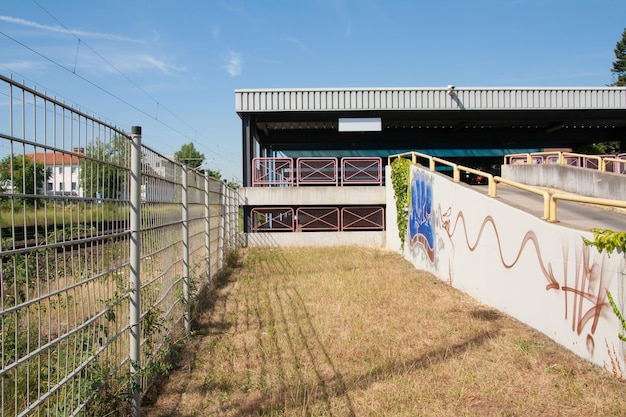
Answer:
(46, 164, 83, 196)
(397, 164, 626, 373)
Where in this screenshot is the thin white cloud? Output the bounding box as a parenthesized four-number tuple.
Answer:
(213, 26, 221, 40)
(0, 60, 48, 72)
(283, 36, 309, 52)
(0, 15, 144, 43)
(98, 54, 186, 75)
(225, 52, 242, 76)
(139, 55, 186, 75)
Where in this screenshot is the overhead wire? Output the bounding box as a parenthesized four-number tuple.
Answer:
(31, 0, 239, 165)
(3, 1, 240, 169)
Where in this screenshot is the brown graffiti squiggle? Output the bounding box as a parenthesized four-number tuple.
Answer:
(443, 211, 560, 291)
(562, 244, 609, 339)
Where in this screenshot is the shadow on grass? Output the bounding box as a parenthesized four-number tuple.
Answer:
(346, 329, 500, 391)
(143, 247, 503, 416)
(204, 329, 500, 417)
(191, 250, 242, 335)
(141, 250, 244, 409)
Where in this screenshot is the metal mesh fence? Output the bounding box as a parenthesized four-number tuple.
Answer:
(0, 74, 241, 416)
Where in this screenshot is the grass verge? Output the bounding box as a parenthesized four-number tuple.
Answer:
(141, 246, 626, 417)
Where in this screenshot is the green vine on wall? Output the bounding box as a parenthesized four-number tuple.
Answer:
(582, 228, 626, 342)
(391, 157, 412, 249)
(583, 229, 626, 256)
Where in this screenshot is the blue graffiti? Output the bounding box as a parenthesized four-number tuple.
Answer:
(408, 171, 435, 260)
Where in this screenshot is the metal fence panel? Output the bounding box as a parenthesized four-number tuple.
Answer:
(295, 207, 340, 231)
(0, 75, 241, 416)
(341, 206, 385, 231)
(296, 157, 338, 185)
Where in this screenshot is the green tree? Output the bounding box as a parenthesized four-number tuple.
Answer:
(0, 154, 50, 200)
(80, 135, 130, 199)
(205, 168, 221, 180)
(610, 27, 626, 86)
(575, 141, 620, 155)
(174, 142, 205, 169)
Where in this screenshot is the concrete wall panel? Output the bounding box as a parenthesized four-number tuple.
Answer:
(401, 164, 626, 373)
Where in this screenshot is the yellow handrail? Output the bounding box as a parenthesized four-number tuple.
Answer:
(601, 157, 626, 173)
(493, 176, 550, 219)
(458, 166, 495, 196)
(390, 151, 625, 224)
(549, 193, 626, 223)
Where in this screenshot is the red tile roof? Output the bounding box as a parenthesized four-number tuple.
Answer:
(26, 152, 80, 165)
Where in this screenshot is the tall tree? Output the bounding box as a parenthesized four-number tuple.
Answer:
(80, 135, 130, 199)
(205, 168, 221, 180)
(0, 154, 50, 198)
(174, 142, 205, 169)
(610, 27, 626, 86)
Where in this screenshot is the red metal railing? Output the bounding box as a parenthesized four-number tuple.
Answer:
(295, 207, 340, 231)
(605, 154, 626, 174)
(545, 154, 580, 166)
(341, 206, 385, 231)
(251, 157, 384, 187)
(296, 157, 338, 185)
(341, 157, 382, 185)
(507, 152, 626, 175)
(508, 155, 544, 164)
(252, 157, 293, 187)
(249, 206, 387, 232)
(250, 207, 294, 231)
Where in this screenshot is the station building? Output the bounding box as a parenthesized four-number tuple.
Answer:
(236, 86, 626, 246)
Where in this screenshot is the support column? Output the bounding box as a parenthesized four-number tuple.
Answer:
(242, 114, 252, 187)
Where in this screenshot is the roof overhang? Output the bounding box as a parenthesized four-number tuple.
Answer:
(236, 87, 626, 157)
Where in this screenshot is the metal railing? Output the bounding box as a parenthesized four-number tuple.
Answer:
(251, 156, 383, 186)
(249, 206, 385, 232)
(388, 151, 496, 197)
(0, 75, 241, 416)
(341, 206, 385, 231)
(252, 157, 293, 187)
(505, 151, 626, 174)
(250, 207, 295, 232)
(341, 157, 383, 185)
(296, 207, 340, 231)
(388, 150, 625, 224)
(296, 157, 338, 185)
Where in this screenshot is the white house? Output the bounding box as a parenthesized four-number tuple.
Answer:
(27, 149, 84, 197)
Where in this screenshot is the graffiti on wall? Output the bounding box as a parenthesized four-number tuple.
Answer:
(408, 170, 435, 262)
(407, 169, 614, 357)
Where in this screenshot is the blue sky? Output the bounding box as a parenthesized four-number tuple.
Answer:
(1, 0, 625, 181)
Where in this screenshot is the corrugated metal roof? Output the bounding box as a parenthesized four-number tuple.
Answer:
(235, 87, 626, 113)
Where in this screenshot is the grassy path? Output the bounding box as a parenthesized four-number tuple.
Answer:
(141, 246, 626, 416)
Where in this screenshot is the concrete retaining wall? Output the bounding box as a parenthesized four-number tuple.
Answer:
(241, 185, 385, 206)
(244, 231, 386, 247)
(401, 163, 626, 373)
(501, 164, 626, 200)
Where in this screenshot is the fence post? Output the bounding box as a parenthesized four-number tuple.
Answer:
(218, 181, 225, 269)
(231, 188, 238, 248)
(182, 164, 190, 333)
(205, 171, 211, 284)
(129, 126, 142, 417)
(224, 185, 233, 251)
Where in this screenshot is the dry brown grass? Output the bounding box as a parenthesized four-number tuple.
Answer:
(141, 246, 626, 417)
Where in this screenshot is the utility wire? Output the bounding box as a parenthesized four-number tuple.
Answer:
(8, 1, 240, 167)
